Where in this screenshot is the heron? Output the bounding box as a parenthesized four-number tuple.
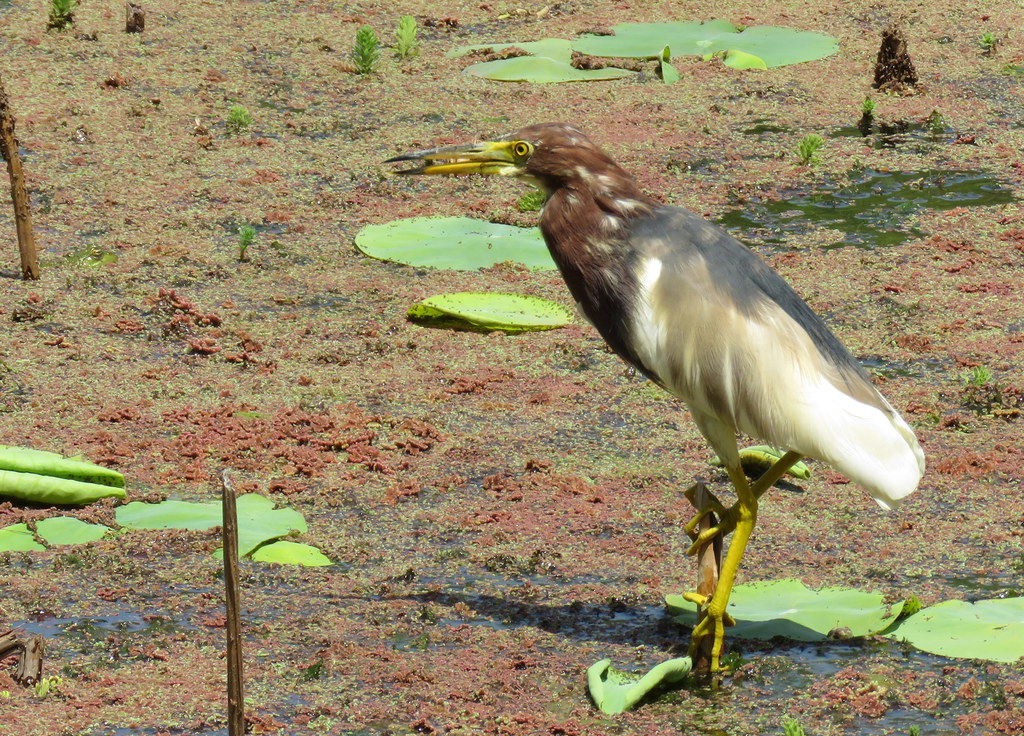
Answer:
(386, 123, 925, 672)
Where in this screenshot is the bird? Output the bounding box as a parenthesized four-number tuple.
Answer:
(386, 123, 925, 672)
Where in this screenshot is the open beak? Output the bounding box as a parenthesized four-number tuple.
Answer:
(385, 140, 519, 176)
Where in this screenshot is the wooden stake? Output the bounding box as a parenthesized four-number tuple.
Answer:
(1, 629, 44, 685)
(685, 482, 722, 677)
(0, 74, 40, 280)
(125, 3, 145, 33)
(221, 471, 245, 736)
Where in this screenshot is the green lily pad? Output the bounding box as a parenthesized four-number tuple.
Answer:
(355, 217, 555, 271)
(574, 21, 838, 68)
(0, 445, 126, 506)
(587, 657, 692, 714)
(449, 38, 574, 63)
(704, 49, 769, 70)
(667, 580, 905, 641)
(463, 55, 636, 83)
(250, 540, 333, 566)
(408, 292, 573, 333)
(36, 517, 110, 545)
(0, 523, 45, 552)
(884, 598, 1024, 663)
(116, 494, 307, 557)
(710, 445, 811, 480)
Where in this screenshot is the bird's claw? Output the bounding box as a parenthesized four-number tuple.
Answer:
(682, 592, 736, 627)
(687, 610, 735, 672)
(685, 507, 737, 556)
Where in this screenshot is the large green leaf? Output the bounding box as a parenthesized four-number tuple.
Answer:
(36, 517, 110, 545)
(574, 21, 838, 68)
(250, 540, 333, 567)
(408, 292, 573, 333)
(355, 217, 555, 271)
(667, 580, 905, 641)
(587, 657, 692, 714)
(462, 55, 636, 83)
(449, 38, 574, 63)
(574, 20, 739, 58)
(0, 445, 125, 506)
(884, 598, 1024, 663)
(0, 523, 45, 552)
(116, 494, 307, 557)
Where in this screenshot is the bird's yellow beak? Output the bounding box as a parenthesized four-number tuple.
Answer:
(385, 140, 519, 176)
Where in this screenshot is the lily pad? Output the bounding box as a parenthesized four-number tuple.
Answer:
(250, 540, 333, 567)
(587, 657, 692, 714)
(0, 445, 126, 506)
(574, 21, 838, 68)
(667, 580, 905, 641)
(710, 445, 811, 480)
(36, 517, 110, 545)
(462, 55, 636, 83)
(355, 217, 555, 271)
(0, 523, 45, 552)
(884, 598, 1024, 663)
(116, 494, 307, 557)
(408, 292, 573, 333)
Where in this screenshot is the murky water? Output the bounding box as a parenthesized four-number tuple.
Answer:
(720, 168, 1016, 250)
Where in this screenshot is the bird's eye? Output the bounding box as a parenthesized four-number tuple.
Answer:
(512, 141, 532, 158)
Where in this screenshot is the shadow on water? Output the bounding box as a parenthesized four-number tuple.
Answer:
(720, 168, 1016, 250)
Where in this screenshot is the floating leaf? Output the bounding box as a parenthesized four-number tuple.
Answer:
(705, 49, 768, 70)
(587, 657, 692, 714)
(67, 247, 118, 266)
(0, 523, 45, 552)
(710, 445, 811, 480)
(250, 540, 333, 566)
(449, 38, 573, 63)
(36, 517, 110, 546)
(574, 20, 740, 58)
(667, 580, 905, 641)
(884, 598, 1024, 663)
(0, 445, 126, 506)
(355, 217, 555, 271)
(116, 494, 307, 557)
(408, 292, 573, 333)
(574, 21, 838, 68)
(462, 55, 636, 83)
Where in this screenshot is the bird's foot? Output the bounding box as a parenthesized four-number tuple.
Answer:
(681, 592, 737, 626)
(687, 608, 733, 672)
(684, 504, 737, 556)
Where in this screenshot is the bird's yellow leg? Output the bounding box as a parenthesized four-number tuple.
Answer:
(685, 450, 803, 555)
(687, 463, 758, 671)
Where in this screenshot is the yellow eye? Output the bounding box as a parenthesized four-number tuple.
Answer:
(512, 141, 532, 158)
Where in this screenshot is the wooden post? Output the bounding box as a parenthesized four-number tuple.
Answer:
(221, 471, 245, 736)
(125, 3, 145, 33)
(685, 483, 722, 677)
(0, 74, 40, 280)
(1, 629, 44, 685)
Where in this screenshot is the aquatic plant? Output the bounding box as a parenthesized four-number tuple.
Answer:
(238, 224, 256, 261)
(782, 717, 806, 736)
(226, 105, 253, 134)
(860, 96, 876, 117)
(353, 25, 381, 74)
(394, 15, 419, 59)
(47, 0, 76, 30)
(795, 133, 824, 165)
(963, 365, 993, 387)
(515, 190, 545, 212)
(980, 31, 998, 54)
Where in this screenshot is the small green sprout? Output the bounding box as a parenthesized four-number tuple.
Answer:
(782, 716, 806, 736)
(860, 97, 876, 117)
(394, 15, 419, 59)
(795, 133, 824, 166)
(909, 726, 921, 736)
(47, 0, 76, 30)
(963, 365, 993, 387)
(238, 225, 256, 262)
(226, 105, 253, 135)
(34, 675, 63, 699)
(352, 25, 381, 74)
(515, 190, 545, 212)
(926, 110, 946, 136)
(980, 31, 998, 54)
